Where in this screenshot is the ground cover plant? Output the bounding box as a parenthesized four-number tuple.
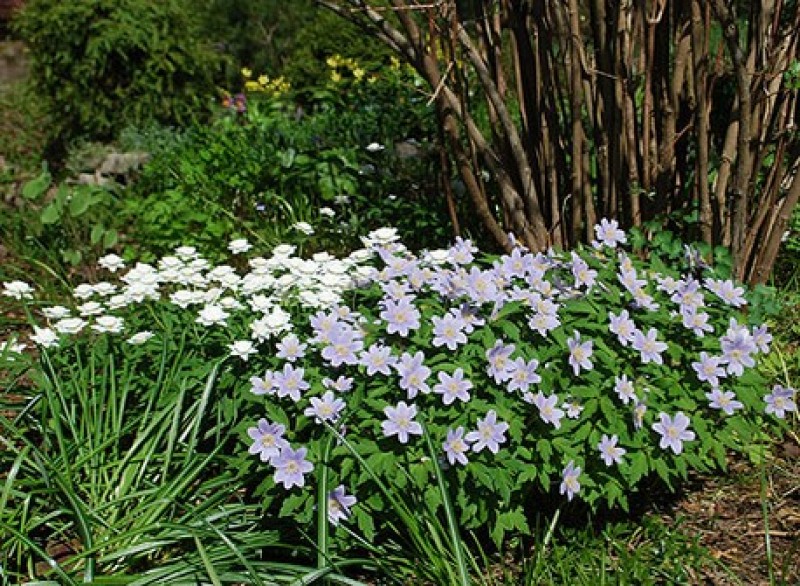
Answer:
(2, 221, 796, 583)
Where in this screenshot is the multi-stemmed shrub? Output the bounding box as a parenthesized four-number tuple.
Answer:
(2, 222, 795, 582)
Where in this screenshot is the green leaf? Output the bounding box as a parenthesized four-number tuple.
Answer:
(653, 458, 672, 485)
(628, 451, 648, 485)
(536, 438, 552, 461)
(278, 493, 308, 518)
(490, 507, 530, 547)
(40, 203, 61, 224)
(69, 188, 92, 217)
(63, 249, 82, 266)
(103, 228, 118, 248)
(354, 507, 375, 541)
(90, 223, 105, 244)
(22, 169, 51, 200)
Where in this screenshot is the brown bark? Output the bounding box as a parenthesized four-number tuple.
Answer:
(319, 0, 800, 284)
(691, 0, 712, 244)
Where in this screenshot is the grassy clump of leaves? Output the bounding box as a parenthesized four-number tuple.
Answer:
(0, 316, 370, 584)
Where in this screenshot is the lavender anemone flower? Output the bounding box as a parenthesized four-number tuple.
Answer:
(567, 331, 594, 376)
(692, 352, 726, 387)
(431, 312, 468, 350)
(597, 434, 626, 466)
(486, 340, 515, 384)
(433, 368, 473, 405)
(532, 392, 565, 429)
(705, 388, 743, 415)
(394, 351, 431, 398)
(764, 385, 797, 419)
(274, 364, 309, 402)
(652, 412, 695, 455)
(381, 401, 423, 443)
(506, 357, 541, 393)
(273, 446, 314, 489)
(632, 327, 668, 365)
(321, 324, 363, 367)
(360, 343, 396, 376)
(304, 391, 346, 424)
(380, 296, 421, 337)
(247, 418, 289, 463)
(594, 218, 626, 247)
(442, 427, 470, 466)
(465, 410, 509, 454)
(327, 485, 357, 526)
(560, 460, 581, 501)
(608, 309, 637, 346)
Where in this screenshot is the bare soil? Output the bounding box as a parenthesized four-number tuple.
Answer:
(666, 433, 800, 585)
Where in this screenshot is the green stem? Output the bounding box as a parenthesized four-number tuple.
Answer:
(421, 422, 470, 586)
(317, 432, 336, 579)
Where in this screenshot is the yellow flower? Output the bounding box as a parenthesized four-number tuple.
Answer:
(330, 70, 342, 83)
(390, 56, 401, 70)
(326, 54, 342, 68)
(272, 77, 290, 92)
(258, 74, 269, 86)
(353, 67, 366, 81)
(244, 80, 262, 92)
(241, 67, 252, 79)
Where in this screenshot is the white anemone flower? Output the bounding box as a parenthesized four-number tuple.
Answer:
(73, 284, 96, 299)
(272, 244, 296, 257)
(92, 282, 117, 297)
(293, 221, 315, 235)
(107, 295, 129, 310)
(196, 304, 229, 327)
(3, 281, 34, 300)
(229, 340, 257, 361)
(31, 326, 59, 348)
(78, 301, 104, 316)
(174, 246, 198, 260)
(127, 331, 155, 345)
(53, 318, 87, 335)
(91, 315, 125, 334)
(98, 254, 126, 272)
(42, 306, 71, 320)
(1, 339, 26, 357)
(229, 238, 252, 254)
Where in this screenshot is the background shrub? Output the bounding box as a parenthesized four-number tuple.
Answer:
(124, 65, 458, 259)
(14, 0, 224, 160)
(197, 0, 390, 91)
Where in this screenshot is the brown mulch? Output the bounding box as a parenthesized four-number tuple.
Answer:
(666, 432, 800, 585)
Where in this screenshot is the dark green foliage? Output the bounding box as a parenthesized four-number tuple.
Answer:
(14, 0, 224, 159)
(198, 0, 317, 83)
(198, 0, 389, 91)
(125, 74, 456, 258)
(281, 8, 392, 91)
